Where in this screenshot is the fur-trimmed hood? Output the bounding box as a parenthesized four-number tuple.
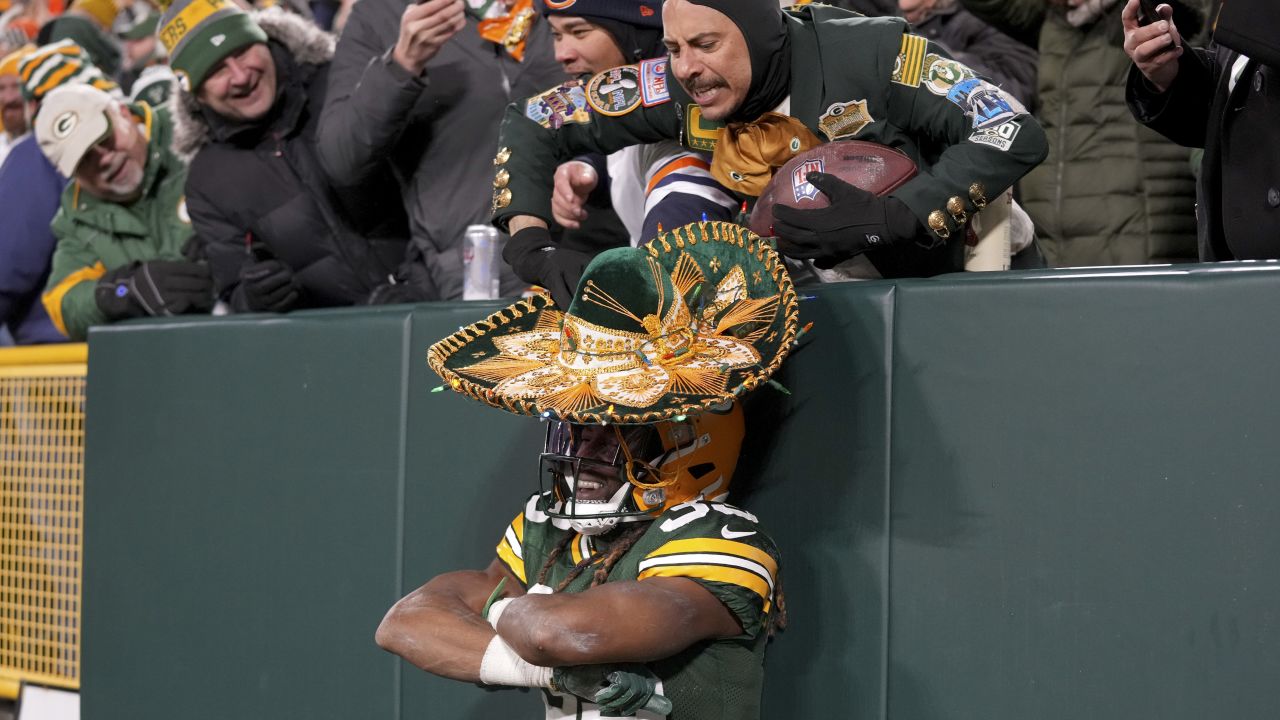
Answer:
(171, 8, 334, 157)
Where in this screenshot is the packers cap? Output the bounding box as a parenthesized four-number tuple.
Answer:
(35, 83, 116, 176)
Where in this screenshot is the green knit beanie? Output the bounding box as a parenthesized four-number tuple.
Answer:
(157, 0, 267, 91)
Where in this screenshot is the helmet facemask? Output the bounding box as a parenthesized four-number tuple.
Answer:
(540, 402, 745, 536)
(541, 422, 670, 536)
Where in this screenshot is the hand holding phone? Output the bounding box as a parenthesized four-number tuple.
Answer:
(1137, 0, 1161, 25)
(1122, 0, 1184, 93)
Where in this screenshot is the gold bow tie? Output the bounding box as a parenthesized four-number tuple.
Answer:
(478, 0, 534, 62)
(710, 112, 822, 197)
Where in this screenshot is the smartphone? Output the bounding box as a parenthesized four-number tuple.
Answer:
(1138, 0, 1161, 26)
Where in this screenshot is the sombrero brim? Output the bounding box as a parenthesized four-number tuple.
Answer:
(427, 221, 800, 424)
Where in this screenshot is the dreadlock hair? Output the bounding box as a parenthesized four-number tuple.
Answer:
(768, 570, 788, 638)
(535, 521, 654, 591)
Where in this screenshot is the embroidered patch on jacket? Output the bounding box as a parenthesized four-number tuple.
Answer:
(525, 81, 591, 129)
(946, 78, 1027, 130)
(639, 57, 670, 107)
(685, 105, 723, 152)
(892, 34, 928, 87)
(818, 99, 873, 141)
(968, 120, 1022, 151)
(586, 65, 643, 116)
(922, 53, 975, 96)
(791, 159, 825, 202)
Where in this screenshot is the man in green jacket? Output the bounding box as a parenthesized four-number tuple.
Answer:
(37, 84, 212, 341)
(494, 0, 1047, 299)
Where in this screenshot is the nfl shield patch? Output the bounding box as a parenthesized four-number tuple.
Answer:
(639, 57, 670, 107)
(792, 159, 825, 202)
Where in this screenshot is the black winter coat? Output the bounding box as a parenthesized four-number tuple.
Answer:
(179, 15, 408, 311)
(316, 2, 573, 301)
(1127, 47, 1280, 260)
(912, 7, 1039, 108)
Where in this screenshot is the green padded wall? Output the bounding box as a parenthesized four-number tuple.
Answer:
(83, 264, 1280, 719)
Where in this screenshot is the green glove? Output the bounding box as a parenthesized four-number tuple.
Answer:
(481, 577, 507, 621)
(552, 664, 673, 717)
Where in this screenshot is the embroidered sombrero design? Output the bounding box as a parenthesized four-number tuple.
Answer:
(428, 221, 800, 424)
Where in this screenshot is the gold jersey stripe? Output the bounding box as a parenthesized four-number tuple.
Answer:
(569, 533, 593, 565)
(645, 537, 778, 578)
(496, 538, 527, 584)
(638, 564, 773, 613)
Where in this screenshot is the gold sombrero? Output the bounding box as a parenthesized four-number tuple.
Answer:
(428, 221, 799, 424)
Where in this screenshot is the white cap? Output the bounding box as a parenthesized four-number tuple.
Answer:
(35, 84, 116, 177)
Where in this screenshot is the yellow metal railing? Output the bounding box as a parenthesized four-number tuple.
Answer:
(0, 344, 87, 698)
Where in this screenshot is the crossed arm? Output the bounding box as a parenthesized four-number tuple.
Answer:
(375, 558, 742, 682)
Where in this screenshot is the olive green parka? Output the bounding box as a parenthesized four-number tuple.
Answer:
(960, 0, 1207, 266)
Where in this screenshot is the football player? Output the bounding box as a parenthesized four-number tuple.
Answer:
(376, 402, 783, 718)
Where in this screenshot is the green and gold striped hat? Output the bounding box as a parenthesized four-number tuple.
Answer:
(17, 40, 119, 103)
(429, 221, 800, 425)
(156, 0, 267, 91)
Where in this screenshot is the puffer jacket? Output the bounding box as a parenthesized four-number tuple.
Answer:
(960, 0, 1207, 266)
(316, 0, 570, 300)
(174, 10, 408, 310)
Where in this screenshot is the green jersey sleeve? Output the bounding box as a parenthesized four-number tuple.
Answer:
(636, 499, 781, 639)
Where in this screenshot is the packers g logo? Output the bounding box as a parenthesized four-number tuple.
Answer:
(52, 111, 78, 140)
(177, 197, 191, 224)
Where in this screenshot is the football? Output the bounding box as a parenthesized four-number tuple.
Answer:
(749, 141, 918, 237)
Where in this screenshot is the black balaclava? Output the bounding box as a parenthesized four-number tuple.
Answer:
(684, 0, 791, 123)
(590, 16, 666, 64)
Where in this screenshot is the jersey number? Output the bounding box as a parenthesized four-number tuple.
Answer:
(659, 499, 758, 532)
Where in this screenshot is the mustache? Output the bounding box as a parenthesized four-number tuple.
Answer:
(682, 78, 726, 94)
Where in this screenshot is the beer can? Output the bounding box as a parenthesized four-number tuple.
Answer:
(463, 224, 504, 300)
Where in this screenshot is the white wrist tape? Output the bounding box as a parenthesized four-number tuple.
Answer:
(486, 598, 513, 631)
(479, 635, 553, 688)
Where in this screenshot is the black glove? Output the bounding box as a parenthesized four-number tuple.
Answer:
(236, 259, 301, 313)
(552, 664, 673, 717)
(502, 225, 592, 310)
(773, 172, 926, 269)
(366, 261, 439, 305)
(94, 260, 214, 320)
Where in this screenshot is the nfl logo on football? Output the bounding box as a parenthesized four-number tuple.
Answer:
(792, 159, 825, 202)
